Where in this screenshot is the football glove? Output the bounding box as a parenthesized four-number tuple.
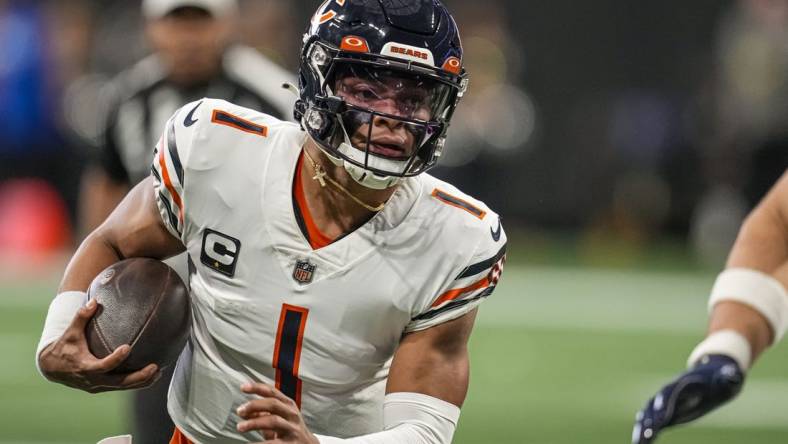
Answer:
(632, 354, 744, 443)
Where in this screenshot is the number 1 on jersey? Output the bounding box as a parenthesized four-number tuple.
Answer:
(272, 304, 309, 408)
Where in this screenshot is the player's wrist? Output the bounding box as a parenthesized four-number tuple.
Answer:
(687, 329, 751, 371)
(36, 291, 88, 377)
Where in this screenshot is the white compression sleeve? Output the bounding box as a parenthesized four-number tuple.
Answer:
(35, 291, 88, 377)
(687, 329, 752, 370)
(315, 392, 460, 444)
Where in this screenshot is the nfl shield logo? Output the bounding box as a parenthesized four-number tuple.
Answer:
(293, 260, 316, 284)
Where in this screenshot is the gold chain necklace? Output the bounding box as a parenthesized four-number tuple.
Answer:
(302, 149, 386, 212)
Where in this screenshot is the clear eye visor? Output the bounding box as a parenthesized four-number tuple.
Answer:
(322, 62, 453, 177)
(328, 62, 456, 122)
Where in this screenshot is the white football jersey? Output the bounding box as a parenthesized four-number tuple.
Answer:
(151, 98, 506, 443)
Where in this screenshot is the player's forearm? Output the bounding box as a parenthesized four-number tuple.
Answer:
(706, 261, 788, 363)
(707, 302, 772, 364)
(727, 199, 788, 274)
(62, 178, 184, 292)
(697, 177, 788, 366)
(59, 231, 125, 292)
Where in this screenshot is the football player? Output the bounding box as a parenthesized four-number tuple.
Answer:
(36, 1, 507, 443)
(632, 171, 788, 443)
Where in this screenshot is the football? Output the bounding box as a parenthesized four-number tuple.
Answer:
(85, 258, 190, 373)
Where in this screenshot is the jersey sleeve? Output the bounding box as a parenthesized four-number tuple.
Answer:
(405, 216, 507, 333)
(150, 100, 203, 240)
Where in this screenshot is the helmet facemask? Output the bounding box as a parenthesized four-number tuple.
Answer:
(300, 41, 465, 189)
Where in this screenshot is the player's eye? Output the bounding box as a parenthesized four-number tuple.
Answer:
(401, 96, 420, 108)
(399, 94, 430, 116)
(353, 86, 381, 102)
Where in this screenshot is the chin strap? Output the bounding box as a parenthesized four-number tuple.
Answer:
(302, 148, 386, 213)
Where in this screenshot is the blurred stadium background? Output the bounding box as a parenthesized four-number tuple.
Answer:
(1, 0, 788, 443)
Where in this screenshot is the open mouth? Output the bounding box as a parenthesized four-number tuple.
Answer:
(368, 141, 408, 159)
(359, 134, 411, 160)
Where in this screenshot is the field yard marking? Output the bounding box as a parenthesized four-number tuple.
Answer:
(0, 264, 723, 334)
(478, 265, 714, 334)
(3, 264, 715, 332)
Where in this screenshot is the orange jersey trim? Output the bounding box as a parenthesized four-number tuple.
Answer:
(169, 428, 194, 444)
(158, 149, 184, 222)
(431, 188, 487, 220)
(289, 305, 309, 377)
(294, 153, 333, 249)
(430, 276, 490, 308)
(211, 110, 268, 137)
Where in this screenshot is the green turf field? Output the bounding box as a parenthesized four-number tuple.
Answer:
(2, 262, 787, 443)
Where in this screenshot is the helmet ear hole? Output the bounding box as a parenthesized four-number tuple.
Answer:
(305, 109, 325, 132)
(310, 45, 331, 68)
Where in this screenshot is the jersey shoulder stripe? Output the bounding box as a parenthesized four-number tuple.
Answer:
(404, 174, 506, 332)
(412, 287, 495, 322)
(211, 109, 268, 137)
(429, 275, 491, 309)
(157, 134, 184, 223)
(431, 188, 487, 219)
(456, 243, 507, 280)
(167, 118, 185, 184)
(158, 190, 181, 236)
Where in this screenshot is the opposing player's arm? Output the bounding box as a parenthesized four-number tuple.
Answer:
(633, 171, 788, 443)
(710, 171, 788, 358)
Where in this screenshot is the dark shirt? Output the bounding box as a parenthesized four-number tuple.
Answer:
(97, 45, 295, 184)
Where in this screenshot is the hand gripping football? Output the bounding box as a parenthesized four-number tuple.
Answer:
(85, 258, 190, 373)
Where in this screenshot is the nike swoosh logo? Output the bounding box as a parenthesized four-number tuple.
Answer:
(490, 217, 502, 242)
(183, 101, 202, 127)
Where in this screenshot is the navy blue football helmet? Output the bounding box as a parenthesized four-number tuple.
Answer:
(296, 0, 468, 189)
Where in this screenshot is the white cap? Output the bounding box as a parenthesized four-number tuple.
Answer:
(142, 0, 238, 20)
